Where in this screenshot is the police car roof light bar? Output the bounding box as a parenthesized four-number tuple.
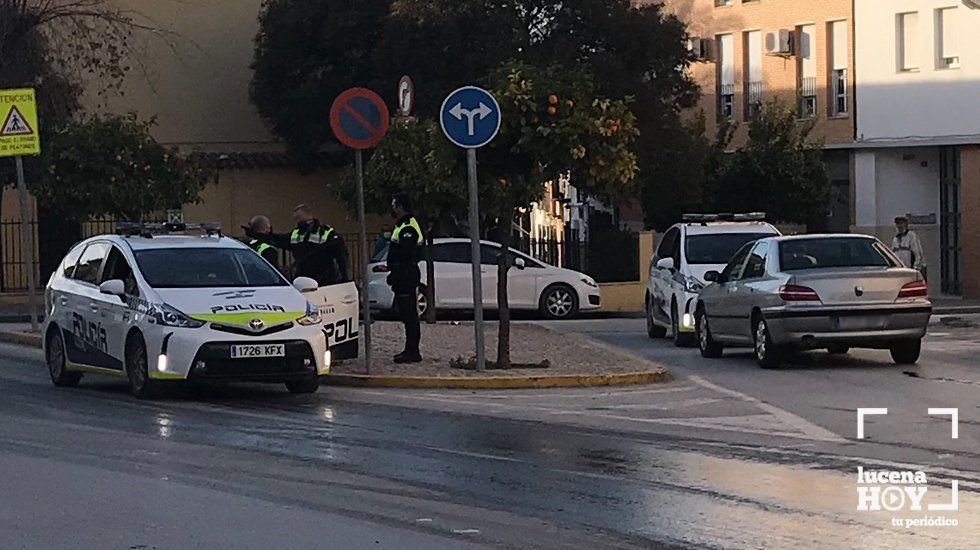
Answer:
(116, 221, 223, 238)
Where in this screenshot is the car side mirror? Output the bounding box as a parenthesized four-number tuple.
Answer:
(656, 257, 675, 271)
(704, 271, 721, 283)
(99, 279, 126, 297)
(292, 276, 319, 293)
(514, 257, 526, 270)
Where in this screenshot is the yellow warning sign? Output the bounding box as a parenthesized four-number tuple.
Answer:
(0, 88, 41, 157)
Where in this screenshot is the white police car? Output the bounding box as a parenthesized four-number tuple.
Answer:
(646, 214, 780, 346)
(42, 223, 357, 398)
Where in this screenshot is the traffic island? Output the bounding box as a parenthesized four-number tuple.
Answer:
(325, 321, 670, 389)
(0, 329, 41, 348)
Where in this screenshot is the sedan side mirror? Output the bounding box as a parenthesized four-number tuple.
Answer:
(99, 279, 126, 297)
(704, 271, 722, 283)
(514, 257, 526, 270)
(292, 276, 319, 293)
(656, 257, 675, 271)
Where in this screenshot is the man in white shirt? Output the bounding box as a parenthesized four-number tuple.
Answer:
(891, 216, 926, 278)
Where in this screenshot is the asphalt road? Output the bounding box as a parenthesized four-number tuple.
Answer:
(0, 318, 977, 549)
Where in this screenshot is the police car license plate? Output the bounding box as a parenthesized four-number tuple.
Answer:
(230, 344, 285, 359)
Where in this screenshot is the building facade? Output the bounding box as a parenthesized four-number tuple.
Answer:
(664, 0, 856, 233)
(853, 0, 980, 296)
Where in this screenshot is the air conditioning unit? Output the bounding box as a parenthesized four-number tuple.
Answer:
(765, 29, 793, 56)
(687, 38, 712, 62)
(963, 0, 980, 9)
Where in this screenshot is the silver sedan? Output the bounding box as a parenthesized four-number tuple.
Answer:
(694, 235, 932, 368)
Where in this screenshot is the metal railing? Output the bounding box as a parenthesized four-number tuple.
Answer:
(745, 81, 763, 120)
(798, 76, 817, 118)
(0, 220, 39, 292)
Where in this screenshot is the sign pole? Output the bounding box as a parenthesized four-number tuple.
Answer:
(355, 149, 371, 374)
(466, 148, 485, 371)
(15, 156, 38, 332)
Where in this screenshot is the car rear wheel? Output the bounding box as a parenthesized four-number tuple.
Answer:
(126, 333, 161, 399)
(890, 339, 921, 365)
(753, 317, 784, 369)
(646, 295, 667, 339)
(696, 308, 723, 358)
(285, 377, 320, 394)
(671, 302, 696, 348)
(47, 329, 81, 388)
(540, 284, 578, 320)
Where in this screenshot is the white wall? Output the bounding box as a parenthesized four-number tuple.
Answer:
(855, 0, 980, 141)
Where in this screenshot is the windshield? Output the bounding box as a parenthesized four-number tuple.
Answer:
(778, 238, 898, 271)
(135, 248, 288, 288)
(685, 233, 773, 265)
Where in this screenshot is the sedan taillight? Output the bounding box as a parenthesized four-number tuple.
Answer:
(898, 280, 928, 298)
(779, 285, 821, 302)
(372, 265, 389, 273)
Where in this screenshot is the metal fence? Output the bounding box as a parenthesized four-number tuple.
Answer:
(0, 220, 39, 292)
(514, 230, 639, 283)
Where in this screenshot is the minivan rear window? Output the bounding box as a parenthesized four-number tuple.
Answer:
(778, 238, 897, 271)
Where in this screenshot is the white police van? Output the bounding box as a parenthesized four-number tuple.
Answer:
(646, 213, 779, 346)
(42, 223, 358, 398)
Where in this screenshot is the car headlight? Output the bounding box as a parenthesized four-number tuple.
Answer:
(581, 278, 598, 288)
(684, 275, 704, 293)
(150, 303, 204, 328)
(297, 302, 322, 326)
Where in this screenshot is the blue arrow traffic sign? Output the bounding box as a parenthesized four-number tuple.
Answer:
(440, 86, 501, 149)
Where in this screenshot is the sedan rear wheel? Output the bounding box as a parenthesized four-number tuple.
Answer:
(753, 317, 783, 369)
(890, 339, 921, 365)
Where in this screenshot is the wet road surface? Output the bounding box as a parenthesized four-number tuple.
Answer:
(0, 336, 977, 549)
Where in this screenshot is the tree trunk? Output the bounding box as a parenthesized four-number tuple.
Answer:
(495, 219, 512, 369)
(423, 230, 436, 324)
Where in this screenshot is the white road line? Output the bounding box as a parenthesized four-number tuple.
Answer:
(599, 397, 724, 411)
(687, 375, 846, 443)
(420, 384, 697, 402)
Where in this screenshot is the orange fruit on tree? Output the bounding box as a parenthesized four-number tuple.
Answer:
(566, 100, 574, 108)
(547, 106, 557, 115)
(548, 94, 559, 105)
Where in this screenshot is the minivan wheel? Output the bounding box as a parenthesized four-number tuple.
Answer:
(47, 329, 81, 388)
(126, 333, 161, 399)
(890, 339, 921, 365)
(696, 308, 723, 359)
(646, 295, 667, 339)
(671, 302, 696, 348)
(753, 317, 784, 369)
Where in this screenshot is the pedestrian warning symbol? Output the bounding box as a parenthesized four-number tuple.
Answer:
(0, 88, 41, 157)
(1, 106, 33, 136)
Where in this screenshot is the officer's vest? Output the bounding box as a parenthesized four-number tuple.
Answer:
(391, 217, 423, 245)
(249, 239, 275, 255)
(290, 226, 334, 245)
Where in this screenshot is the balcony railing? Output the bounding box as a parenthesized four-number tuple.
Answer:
(745, 81, 763, 119)
(798, 76, 817, 118)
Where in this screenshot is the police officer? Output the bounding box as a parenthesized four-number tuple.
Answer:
(246, 215, 280, 270)
(387, 193, 424, 364)
(245, 204, 348, 286)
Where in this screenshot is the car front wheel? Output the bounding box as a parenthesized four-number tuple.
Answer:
(671, 302, 696, 348)
(285, 377, 320, 394)
(540, 285, 579, 320)
(646, 294, 667, 338)
(753, 317, 784, 369)
(126, 333, 161, 399)
(696, 308, 723, 358)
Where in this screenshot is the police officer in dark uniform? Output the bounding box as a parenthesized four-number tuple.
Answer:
(387, 193, 424, 363)
(246, 215, 280, 271)
(245, 204, 348, 286)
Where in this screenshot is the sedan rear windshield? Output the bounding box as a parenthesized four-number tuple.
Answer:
(778, 238, 897, 271)
(685, 233, 773, 265)
(135, 248, 288, 288)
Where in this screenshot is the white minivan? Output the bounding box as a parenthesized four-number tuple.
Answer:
(646, 214, 780, 346)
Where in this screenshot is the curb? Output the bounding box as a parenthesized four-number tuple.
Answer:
(0, 331, 42, 348)
(323, 369, 669, 389)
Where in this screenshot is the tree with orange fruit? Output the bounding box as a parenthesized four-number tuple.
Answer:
(479, 61, 639, 368)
